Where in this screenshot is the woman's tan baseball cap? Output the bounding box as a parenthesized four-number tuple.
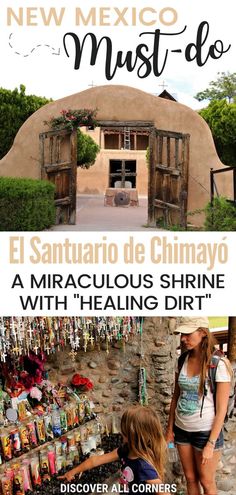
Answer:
(174, 317, 209, 334)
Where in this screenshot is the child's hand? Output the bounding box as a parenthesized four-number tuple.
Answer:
(58, 469, 82, 482)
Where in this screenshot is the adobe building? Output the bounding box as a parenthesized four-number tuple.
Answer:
(0, 85, 232, 226)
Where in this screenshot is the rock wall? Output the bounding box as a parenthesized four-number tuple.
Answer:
(45, 317, 179, 425)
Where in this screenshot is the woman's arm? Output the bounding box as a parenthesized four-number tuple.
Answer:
(59, 448, 119, 482)
(165, 372, 180, 442)
(202, 381, 231, 464)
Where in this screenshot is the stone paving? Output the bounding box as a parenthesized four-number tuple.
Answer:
(52, 194, 160, 231)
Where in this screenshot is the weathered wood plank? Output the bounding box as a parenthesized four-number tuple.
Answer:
(99, 120, 154, 127)
(167, 137, 171, 168)
(156, 165, 180, 176)
(175, 138, 179, 168)
(154, 199, 180, 210)
(179, 134, 190, 228)
(148, 129, 157, 225)
(156, 129, 189, 139)
(39, 128, 77, 225)
(55, 197, 71, 206)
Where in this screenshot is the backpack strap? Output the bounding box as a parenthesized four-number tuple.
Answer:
(177, 351, 189, 373)
(199, 351, 222, 417)
(207, 350, 224, 413)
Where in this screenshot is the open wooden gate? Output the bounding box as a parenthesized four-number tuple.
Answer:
(148, 129, 190, 228)
(39, 128, 77, 225)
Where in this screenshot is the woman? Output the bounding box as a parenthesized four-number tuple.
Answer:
(166, 317, 232, 495)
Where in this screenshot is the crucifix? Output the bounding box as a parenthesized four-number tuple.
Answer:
(83, 331, 90, 343)
(44, 343, 51, 355)
(12, 343, 20, 355)
(10, 318, 16, 338)
(69, 349, 77, 362)
(0, 351, 7, 363)
(5, 340, 11, 351)
(33, 343, 40, 355)
(27, 325, 34, 340)
(74, 335, 80, 349)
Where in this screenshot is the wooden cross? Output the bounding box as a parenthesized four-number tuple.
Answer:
(74, 336, 80, 349)
(33, 344, 39, 355)
(10, 319, 16, 338)
(44, 343, 51, 355)
(158, 80, 168, 90)
(88, 81, 96, 88)
(0, 351, 7, 362)
(27, 325, 34, 340)
(89, 335, 94, 346)
(83, 331, 90, 343)
(69, 349, 77, 362)
(5, 340, 11, 350)
(12, 343, 20, 355)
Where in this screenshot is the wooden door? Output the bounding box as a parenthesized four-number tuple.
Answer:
(39, 128, 77, 224)
(148, 129, 190, 229)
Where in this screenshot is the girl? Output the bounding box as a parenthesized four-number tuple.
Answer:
(60, 404, 166, 492)
(166, 317, 232, 495)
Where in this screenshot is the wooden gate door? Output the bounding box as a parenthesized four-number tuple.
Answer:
(148, 129, 190, 228)
(39, 128, 77, 224)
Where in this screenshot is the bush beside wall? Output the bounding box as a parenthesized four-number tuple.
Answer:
(204, 196, 236, 231)
(0, 177, 56, 231)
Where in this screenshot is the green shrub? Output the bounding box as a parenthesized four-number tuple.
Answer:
(0, 177, 56, 231)
(0, 85, 50, 159)
(204, 196, 236, 231)
(77, 129, 100, 169)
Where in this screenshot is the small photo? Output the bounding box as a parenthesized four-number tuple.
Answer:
(0, 82, 236, 232)
(0, 316, 235, 494)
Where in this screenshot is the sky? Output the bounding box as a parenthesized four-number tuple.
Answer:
(0, 0, 235, 109)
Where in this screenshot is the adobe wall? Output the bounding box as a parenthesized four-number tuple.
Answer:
(0, 85, 232, 215)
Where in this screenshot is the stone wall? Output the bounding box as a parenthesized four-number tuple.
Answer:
(45, 317, 184, 488)
(45, 317, 180, 426)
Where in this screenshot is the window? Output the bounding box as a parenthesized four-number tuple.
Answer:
(109, 160, 136, 188)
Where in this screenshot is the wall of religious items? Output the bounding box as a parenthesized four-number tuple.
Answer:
(0, 316, 179, 494)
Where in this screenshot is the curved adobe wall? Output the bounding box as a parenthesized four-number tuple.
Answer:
(0, 85, 232, 215)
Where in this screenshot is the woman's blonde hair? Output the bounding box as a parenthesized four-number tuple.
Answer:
(120, 404, 166, 481)
(197, 327, 233, 396)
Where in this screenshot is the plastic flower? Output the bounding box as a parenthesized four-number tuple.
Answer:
(30, 386, 42, 401)
(71, 373, 93, 391)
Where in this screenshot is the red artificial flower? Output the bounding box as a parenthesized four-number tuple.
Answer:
(71, 373, 93, 391)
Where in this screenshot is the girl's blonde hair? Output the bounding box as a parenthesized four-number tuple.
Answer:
(120, 404, 166, 481)
(197, 327, 233, 396)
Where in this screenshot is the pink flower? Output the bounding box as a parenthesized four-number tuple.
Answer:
(30, 387, 42, 401)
